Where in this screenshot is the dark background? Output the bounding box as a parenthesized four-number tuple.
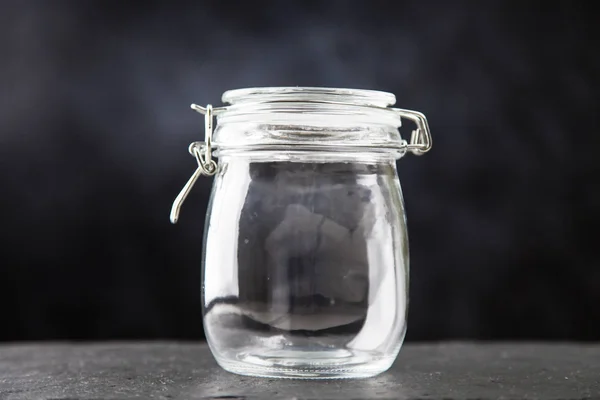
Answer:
(1, 0, 598, 343)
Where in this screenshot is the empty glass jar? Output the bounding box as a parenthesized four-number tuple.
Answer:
(170, 87, 432, 379)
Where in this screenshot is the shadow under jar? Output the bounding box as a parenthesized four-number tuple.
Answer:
(170, 87, 432, 379)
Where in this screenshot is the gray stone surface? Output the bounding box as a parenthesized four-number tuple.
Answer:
(0, 342, 599, 399)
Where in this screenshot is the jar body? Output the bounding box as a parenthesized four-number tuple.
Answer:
(202, 151, 409, 379)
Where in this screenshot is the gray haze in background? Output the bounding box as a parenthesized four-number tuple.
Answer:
(0, 1, 598, 340)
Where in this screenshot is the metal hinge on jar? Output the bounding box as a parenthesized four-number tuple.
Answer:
(169, 104, 223, 224)
(170, 103, 432, 224)
(393, 108, 433, 155)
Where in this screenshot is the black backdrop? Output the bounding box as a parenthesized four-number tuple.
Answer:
(1, 0, 598, 342)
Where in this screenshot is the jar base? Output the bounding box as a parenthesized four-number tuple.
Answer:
(213, 348, 395, 379)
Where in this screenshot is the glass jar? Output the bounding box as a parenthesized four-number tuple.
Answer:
(170, 87, 432, 379)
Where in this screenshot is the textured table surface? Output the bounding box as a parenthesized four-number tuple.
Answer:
(0, 342, 599, 399)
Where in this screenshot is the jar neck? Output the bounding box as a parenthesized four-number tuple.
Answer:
(216, 146, 404, 163)
(214, 121, 405, 155)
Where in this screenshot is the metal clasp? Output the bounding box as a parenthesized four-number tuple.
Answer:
(170, 103, 432, 223)
(393, 108, 432, 156)
(170, 104, 222, 224)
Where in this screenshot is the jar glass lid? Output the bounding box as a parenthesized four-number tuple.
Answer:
(222, 87, 397, 109)
(187, 87, 430, 156)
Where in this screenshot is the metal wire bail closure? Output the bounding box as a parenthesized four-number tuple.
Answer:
(169, 98, 432, 224)
(393, 108, 433, 156)
(169, 104, 219, 224)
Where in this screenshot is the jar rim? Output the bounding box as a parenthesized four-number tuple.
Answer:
(221, 87, 397, 108)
